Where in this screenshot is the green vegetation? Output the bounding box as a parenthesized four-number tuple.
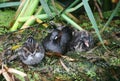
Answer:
(0, 0, 120, 81)
(0, 9, 15, 27)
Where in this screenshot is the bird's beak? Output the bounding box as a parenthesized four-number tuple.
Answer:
(85, 41, 89, 47)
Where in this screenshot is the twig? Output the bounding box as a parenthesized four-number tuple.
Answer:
(94, 0, 103, 19)
(59, 59, 69, 72)
(0, 64, 28, 81)
(61, 55, 77, 62)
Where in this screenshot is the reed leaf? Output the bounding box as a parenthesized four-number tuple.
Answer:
(101, 0, 120, 32)
(66, 0, 89, 13)
(55, 2, 81, 27)
(21, 6, 43, 29)
(18, 13, 56, 22)
(60, 0, 80, 14)
(61, 14, 83, 30)
(10, 0, 30, 31)
(10, 0, 39, 31)
(40, 0, 53, 18)
(23, 0, 39, 16)
(14, 0, 26, 20)
(82, 0, 107, 50)
(0, 2, 20, 8)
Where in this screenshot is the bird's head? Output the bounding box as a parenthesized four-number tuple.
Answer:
(79, 31, 91, 47)
(50, 29, 62, 43)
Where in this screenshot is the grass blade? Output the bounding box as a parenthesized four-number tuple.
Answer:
(61, 14, 83, 30)
(101, 0, 120, 32)
(14, 0, 26, 20)
(40, 0, 53, 18)
(82, 0, 107, 50)
(18, 13, 56, 22)
(0, 2, 20, 8)
(10, 0, 39, 31)
(66, 0, 89, 13)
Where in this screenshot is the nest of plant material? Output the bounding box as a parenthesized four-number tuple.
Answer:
(0, 24, 120, 81)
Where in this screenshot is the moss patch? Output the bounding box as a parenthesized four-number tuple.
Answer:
(0, 9, 15, 27)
